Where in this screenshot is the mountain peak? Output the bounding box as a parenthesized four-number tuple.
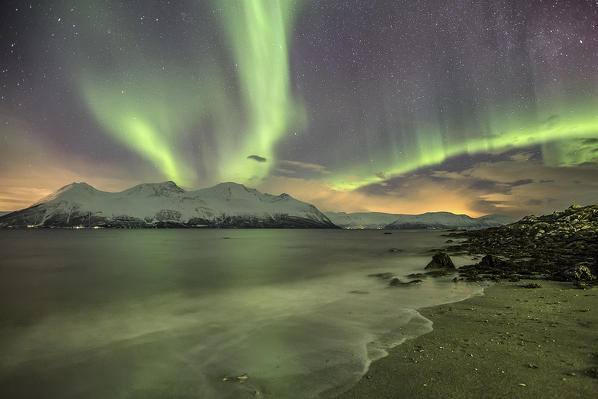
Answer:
(213, 182, 249, 190)
(202, 182, 255, 194)
(51, 181, 97, 196)
(155, 181, 184, 191)
(33, 182, 98, 205)
(60, 182, 97, 191)
(122, 181, 185, 197)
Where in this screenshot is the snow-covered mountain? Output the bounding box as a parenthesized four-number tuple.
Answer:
(325, 211, 516, 230)
(0, 181, 337, 228)
(323, 212, 402, 229)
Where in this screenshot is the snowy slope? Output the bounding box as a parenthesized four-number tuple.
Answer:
(324, 212, 402, 229)
(385, 212, 517, 230)
(325, 211, 516, 230)
(0, 181, 337, 228)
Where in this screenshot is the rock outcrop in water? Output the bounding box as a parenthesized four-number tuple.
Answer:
(448, 205, 598, 285)
(0, 181, 338, 229)
(389, 277, 423, 287)
(425, 252, 456, 270)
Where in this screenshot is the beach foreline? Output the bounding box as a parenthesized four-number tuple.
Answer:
(334, 280, 598, 399)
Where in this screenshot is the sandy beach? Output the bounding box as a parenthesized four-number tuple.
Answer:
(334, 280, 598, 398)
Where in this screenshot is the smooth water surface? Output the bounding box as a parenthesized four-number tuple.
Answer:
(0, 229, 482, 398)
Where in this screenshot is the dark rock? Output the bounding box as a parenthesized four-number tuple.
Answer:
(558, 263, 596, 282)
(425, 251, 456, 269)
(447, 204, 598, 284)
(406, 273, 427, 279)
(389, 248, 403, 253)
(389, 278, 422, 287)
(368, 272, 395, 280)
(389, 277, 402, 286)
(585, 367, 598, 379)
(479, 254, 498, 268)
(425, 269, 450, 277)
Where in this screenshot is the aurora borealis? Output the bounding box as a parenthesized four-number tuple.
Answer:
(77, 0, 304, 186)
(1, 0, 598, 216)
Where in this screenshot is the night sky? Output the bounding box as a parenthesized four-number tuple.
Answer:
(1, 0, 597, 216)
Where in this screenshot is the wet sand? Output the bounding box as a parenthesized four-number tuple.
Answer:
(334, 280, 598, 398)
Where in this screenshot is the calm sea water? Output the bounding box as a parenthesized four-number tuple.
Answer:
(0, 229, 482, 398)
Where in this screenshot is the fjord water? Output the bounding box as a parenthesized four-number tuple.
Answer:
(0, 230, 481, 398)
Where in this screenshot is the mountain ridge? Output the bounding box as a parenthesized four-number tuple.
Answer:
(0, 181, 337, 229)
(325, 211, 516, 230)
(0, 181, 516, 229)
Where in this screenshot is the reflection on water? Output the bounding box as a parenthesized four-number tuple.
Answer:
(0, 229, 481, 398)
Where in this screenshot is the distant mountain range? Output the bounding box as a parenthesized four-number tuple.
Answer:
(0, 181, 336, 228)
(0, 181, 517, 229)
(325, 211, 516, 230)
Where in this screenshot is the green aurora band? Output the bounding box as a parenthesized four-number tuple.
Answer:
(322, 102, 598, 191)
(80, 74, 200, 185)
(74, 2, 597, 193)
(79, 1, 303, 186)
(216, 1, 304, 183)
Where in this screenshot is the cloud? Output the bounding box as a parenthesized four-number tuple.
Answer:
(279, 160, 329, 173)
(247, 155, 267, 163)
(302, 148, 598, 217)
(258, 175, 478, 216)
(463, 158, 598, 216)
(272, 160, 331, 178)
(468, 179, 504, 192)
(0, 197, 32, 206)
(509, 179, 534, 187)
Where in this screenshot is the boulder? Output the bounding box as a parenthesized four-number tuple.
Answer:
(389, 277, 402, 286)
(560, 263, 596, 281)
(425, 251, 456, 269)
(477, 254, 514, 271)
(479, 254, 497, 268)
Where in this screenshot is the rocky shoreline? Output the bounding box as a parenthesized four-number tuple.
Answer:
(337, 205, 598, 398)
(443, 205, 598, 288)
(359, 205, 597, 290)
